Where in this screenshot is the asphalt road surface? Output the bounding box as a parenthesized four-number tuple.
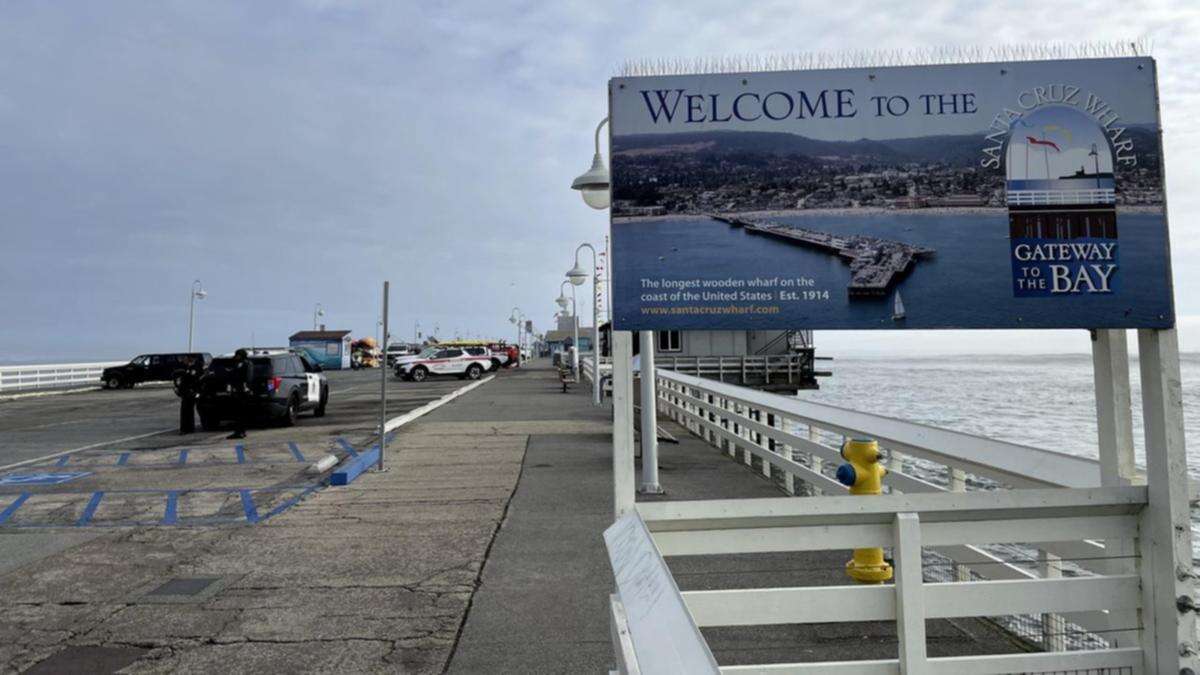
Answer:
(0, 368, 465, 469)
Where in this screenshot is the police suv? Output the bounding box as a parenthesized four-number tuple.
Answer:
(196, 351, 328, 430)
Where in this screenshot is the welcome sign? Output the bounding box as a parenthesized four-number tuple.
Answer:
(608, 57, 1172, 330)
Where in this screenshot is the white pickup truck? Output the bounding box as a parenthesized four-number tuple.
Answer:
(396, 347, 492, 382)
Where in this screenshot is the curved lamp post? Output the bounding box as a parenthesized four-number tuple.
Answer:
(571, 114, 661, 500)
(567, 243, 601, 405)
(187, 279, 207, 352)
(557, 280, 577, 374)
(508, 307, 525, 366)
(570, 118, 610, 210)
(313, 303, 325, 330)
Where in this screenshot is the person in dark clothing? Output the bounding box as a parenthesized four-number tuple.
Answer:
(227, 349, 251, 440)
(175, 356, 200, 434)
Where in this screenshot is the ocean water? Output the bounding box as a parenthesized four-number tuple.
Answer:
(612, 213, 1173, 330)
(795, 353, 1200, 556)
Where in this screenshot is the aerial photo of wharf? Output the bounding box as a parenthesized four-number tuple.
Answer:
(712, 214, 935, 296)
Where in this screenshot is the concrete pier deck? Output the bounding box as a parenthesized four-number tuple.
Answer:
(0, 362, 1025, 673)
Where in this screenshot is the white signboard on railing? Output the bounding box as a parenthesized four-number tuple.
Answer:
(603, 512, 719, 674)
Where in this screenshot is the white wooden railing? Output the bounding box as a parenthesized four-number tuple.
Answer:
(0, 362, 124, 393)
(645, 368, 1154, 670)
(621, 488, 1148, 674)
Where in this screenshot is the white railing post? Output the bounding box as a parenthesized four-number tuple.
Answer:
(639, 331, 662, 494)
(1038, 550, 1067, 651)
(1092, 328, 1139, 647)
(893, 512, 927, 674)
(612, 331, 636, 519)
(1135, 328, 1198, 673)
(760, 411, 771, 479)
(809, 424, 822, 496)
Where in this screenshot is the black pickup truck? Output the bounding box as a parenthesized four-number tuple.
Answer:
(102, 353, 211, 390)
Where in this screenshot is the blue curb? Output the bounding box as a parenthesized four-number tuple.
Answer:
(329, 446, 380, 486)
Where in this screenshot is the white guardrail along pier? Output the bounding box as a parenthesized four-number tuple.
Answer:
(600, 328, 1197, 674)
(0, 362, 124, 393)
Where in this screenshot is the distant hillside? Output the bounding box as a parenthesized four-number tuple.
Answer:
(613, 127, 1162, 170)
(613, 130, 984, 167)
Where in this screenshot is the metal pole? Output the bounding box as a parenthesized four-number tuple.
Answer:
(612, 330, 636, 518)
(638, 330, 661, 493)
(571, 287, 579, 376)
(187, 289, 196, 352)
(379, 282, 388, 471)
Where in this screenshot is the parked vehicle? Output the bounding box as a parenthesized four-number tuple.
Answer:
(102, 353, 212, 389)
(195, 351, 328, 429)
(385, 342, 418, 366)
(395, 347, 492, 382)
(393, 346, 439, 376)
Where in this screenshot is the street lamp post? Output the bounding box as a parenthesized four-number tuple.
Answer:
(567, 244, 601, 405)
(557, 281, 577, 375)
(187, 280, 207, 352)
(313, 303, 325, 330)
(509, 307, 524, 367)
(570, 118, 611, 210)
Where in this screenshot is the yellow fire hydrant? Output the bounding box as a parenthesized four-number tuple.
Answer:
(836, 438, 893, 584)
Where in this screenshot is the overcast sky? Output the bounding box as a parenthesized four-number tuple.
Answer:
(1, 1, 1199, 362)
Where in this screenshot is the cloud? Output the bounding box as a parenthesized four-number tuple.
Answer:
(1, 0, 1198, 361)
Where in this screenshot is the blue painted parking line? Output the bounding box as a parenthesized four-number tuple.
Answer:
(76, 492, 104, 526)
(235, 445, 246, 464)
(336, 438, 358, 457)
(240, 489, 259, 523)
(0, 485, 321, 528)
(288, 442, 305, 462)
(116, 453, 130, 466)
(177, 449, 189, 465)
(161, 491, 179, 525)
(55, 455, 70, 467)
(0, 493, 30, 525)
(0, 472, 92, 486)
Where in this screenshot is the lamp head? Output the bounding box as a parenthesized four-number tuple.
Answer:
(556, 294, 569, 309)
(194, 289, 207, 300)
(565, 262, 588, 286)
(571, 153, 610, 210)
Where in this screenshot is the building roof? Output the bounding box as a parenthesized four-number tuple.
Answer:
(289, 330, 351, 341)
(544, 329, 593, 343)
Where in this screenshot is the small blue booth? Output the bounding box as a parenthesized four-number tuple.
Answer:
(289, 330, 352, 370)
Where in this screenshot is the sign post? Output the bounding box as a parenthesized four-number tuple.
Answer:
(379, 280, 388, 472)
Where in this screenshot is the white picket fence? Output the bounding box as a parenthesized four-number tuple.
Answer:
(0, 362, 123, 393)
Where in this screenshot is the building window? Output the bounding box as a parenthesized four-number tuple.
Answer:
(658, 330, 682, 352)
